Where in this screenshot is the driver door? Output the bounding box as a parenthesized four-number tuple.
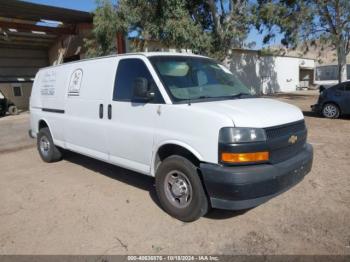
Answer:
(106, 57, 164, 174)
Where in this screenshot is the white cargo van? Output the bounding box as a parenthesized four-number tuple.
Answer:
(29, 53, 313, 221)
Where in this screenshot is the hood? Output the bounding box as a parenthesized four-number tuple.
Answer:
(192, 98, 304, 128)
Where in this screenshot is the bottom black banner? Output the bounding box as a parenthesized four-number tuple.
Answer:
(0, 255, 349, 262)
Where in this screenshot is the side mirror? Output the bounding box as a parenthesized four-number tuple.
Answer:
(133, 77, 155, 101)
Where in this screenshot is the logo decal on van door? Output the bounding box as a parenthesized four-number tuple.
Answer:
(41, 70, 56, 96)
(68, 69, 83, 96)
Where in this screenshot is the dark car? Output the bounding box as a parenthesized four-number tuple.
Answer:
(0, 90, 18, 116)
(311, 81, 350, 118)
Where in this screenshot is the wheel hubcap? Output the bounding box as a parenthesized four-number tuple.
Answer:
(164, 171, 192, 208)
(323, 105, 337, 117)
(40, 136, 50, 156)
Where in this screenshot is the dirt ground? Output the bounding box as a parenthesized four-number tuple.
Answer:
(0, 90, 349, 255)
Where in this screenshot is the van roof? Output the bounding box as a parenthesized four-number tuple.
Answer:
(141, 52, 206, 58)
(39, 52, 208, 70)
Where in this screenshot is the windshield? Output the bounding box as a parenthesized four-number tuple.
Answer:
(149, 56, 251, 102)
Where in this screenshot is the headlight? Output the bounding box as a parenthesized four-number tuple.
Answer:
(219, 127, 266, 143)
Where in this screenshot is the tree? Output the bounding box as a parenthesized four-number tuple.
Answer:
(86, 0, 253, 61)
(254, 0, 350, 82)
(84, 0, 120, 57)
(204, 0, 252, 59)
(114, 0, 211, 54)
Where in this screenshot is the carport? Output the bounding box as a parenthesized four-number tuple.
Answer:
(0, 0, 93, 110)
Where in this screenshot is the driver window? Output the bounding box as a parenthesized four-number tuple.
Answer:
(113, 58, 164, 103)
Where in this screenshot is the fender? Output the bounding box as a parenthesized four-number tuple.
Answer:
(37, 117, 65, 148)
(151, 140, 203, 176)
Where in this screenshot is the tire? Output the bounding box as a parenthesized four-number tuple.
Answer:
(155, 155, 209, 222)
(8, 105, 18, 115)
(37, 127, 63, 163)
(322, 103, 340, 119)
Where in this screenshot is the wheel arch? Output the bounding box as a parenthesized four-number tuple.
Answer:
(37, 118, 54, 138)
(7, 101, 15, 108)
(151, 141, 203, 176)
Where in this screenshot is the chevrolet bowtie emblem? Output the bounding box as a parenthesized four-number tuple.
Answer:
(288, 135, 298, 144)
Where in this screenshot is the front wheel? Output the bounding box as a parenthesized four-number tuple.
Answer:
(155, 155, 209, 222)
(322, 103, 340, 119)
(37, 127, 63, 162)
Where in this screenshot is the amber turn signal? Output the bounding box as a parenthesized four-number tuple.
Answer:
(221, 151, 269, 163)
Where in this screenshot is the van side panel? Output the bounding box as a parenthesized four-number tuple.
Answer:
(62, 58, 118, 160)
(30, 65, 72, 144)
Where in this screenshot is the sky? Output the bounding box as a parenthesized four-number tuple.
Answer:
(24, 0, 282, 50)
(24, 0, 97, 12)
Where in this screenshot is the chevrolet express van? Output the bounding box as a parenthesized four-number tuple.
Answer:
(29, 53, 313, 221)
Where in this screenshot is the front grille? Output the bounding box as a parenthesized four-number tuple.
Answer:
(264, 120, 307, 164)
(265, 120, 306, 140)
(270, 140, 306, 163)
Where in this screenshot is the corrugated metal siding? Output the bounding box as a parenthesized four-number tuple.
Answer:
(0, 47, 49, 82)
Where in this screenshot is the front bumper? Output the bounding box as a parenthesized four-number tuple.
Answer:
(200, 143, 313, 210)
(311, 104, 321, 113)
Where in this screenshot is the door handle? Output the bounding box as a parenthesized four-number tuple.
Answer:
(99, 104, 103, 119)
(108, 104, 112, 120)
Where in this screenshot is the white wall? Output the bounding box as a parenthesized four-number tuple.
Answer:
(229, 51, 262, 94)
(229, 50, 314, 94)
(274, 56, 300, 93)
(299, 59, 315, 69)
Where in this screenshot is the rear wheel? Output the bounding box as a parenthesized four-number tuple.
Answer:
(37, 127, 63, 162)
(322, 103, 340, 119)
(155, 155, 209, 222)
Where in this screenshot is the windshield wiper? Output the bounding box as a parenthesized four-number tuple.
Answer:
(223, 92, 252, 99)
(185, 93, 251, 105)
(188, 95, 215, 100)
(191, 94, 251, 101)
(196, 96, 215, 99)
(186, 95, 215, 105)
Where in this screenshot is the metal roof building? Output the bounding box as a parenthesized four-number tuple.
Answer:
(0, 0, 93, 83)
(0, 0, 125, 111)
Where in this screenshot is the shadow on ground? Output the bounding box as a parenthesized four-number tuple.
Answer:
(63, 150, 159, 203)
(63, 150, 250, 221)
(204, 208, 250, 220)
(303, 111, 322, 118)
(303, 110, 350, 119)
